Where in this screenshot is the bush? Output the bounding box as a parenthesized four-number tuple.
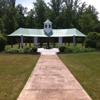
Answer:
(65, 47, 73, 53)
(85, 32, 99, 48)
(18, 49, 24, 53)
(59, 45, 96, 53)
(6, 47, 19, 53)
(32, 46, 37, 53)
(96, 40, 100, 50)
(5, 46, 38, 54)
(96, 35, 100, 50)
(65, 47, 80, 53)
(72, 47, 80, 53)
(64, 46, 95, 53)
(0, 35, 7, 52)
(23, 47, 32, 53)
(5, 46, 12, 51)
(59, 45, 66, 52)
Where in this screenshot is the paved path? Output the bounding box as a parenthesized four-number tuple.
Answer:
(17, 49, 92, 100)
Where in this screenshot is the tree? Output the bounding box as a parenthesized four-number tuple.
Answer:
(0, 35, 7, 51)
(78, 5, 99, 34)
(7, 0, 16, 8)
(15, 4, 27, 28)
(48, 0, 63, 16)
(0, 0, 100, 42)
(0, 0, 7, 17)
(2, 6, 18, 35)
(78, 13, 98, 34)
(62, 0, 86, 28)
(47, 0, 64, 28)
(33, 0, 47, 28)
(26, 9, 35, 28)
(0, 18, 6, 35)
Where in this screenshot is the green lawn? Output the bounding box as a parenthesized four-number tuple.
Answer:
(0, 53, 40, 100)
(58, 52, 100, 100)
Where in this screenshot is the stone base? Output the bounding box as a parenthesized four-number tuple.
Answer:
(46, 45, 51, 49)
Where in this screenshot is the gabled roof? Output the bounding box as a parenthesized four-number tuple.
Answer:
(8, 28, 86, 37)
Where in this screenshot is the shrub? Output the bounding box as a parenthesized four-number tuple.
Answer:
(24, 46, 30, 50)
(6, 47, 19, 53)
(5, 46, 12, 51)
(0, 35, 7, 52)
(96, 35, 100, 50)
(78, 47, 85, 52)
(84, 48, 95, 52)
(64, 46, 95, 53)
(96, 40, 100, 50)
(72, 47, 80, 53)
(23, 47, 32, 53)
(85, 32, 99, 48)
(65, 47, 73, 53)
(32, 46, 37, 53)
(5, 47, 33, 54)
(18, 49, 24, 53)
(65, 47, 81, 53)
(59, 45, 66, 52)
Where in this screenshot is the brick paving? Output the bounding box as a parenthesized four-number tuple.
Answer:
(17, 49, 92, 100)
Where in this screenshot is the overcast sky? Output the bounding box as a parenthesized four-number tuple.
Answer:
(16, 0, 100, 18)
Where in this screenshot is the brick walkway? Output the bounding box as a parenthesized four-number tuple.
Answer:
(17, 51, 92, 100)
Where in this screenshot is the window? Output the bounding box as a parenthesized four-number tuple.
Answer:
(49, 25, 51, 28)
(45, 25, 47, 28)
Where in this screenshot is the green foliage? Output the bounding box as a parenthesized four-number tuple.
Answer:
(0, 35, 7, 52)
(59, 45, 66, 52)
(78, 13, 98, 34)
(16, 4, 26, 28)
(23, 47, 31, 53)
(33, 0, 47, 28)
(85, 32, 100, 49)
(5, 47, 19, 53)
(0, 18, 6, 35)
(96, 35, 100, 50)
(1, 0, 100, 44)
(5, 46, 38, 53)
(59, 44, 96, 53)
(2, 7, 18, 35)
(65, 46, 95, 53)
(5, 46, 12, 51)
(65, 47, 73, 53)
(32, 46, 37, 52)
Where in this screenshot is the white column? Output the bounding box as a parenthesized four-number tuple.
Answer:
(58, 37, 63, 46)
(34, 37, 38, 46)
(73, 35, 76, 46)
(21, 35, 23, 48)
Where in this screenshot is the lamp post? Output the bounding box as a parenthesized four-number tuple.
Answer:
(44, 19, 52, 49)
(46, 37, 50, 49)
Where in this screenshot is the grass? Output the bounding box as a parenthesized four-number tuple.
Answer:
(58, 52, 100, 100)
(0, 53, 40, 100)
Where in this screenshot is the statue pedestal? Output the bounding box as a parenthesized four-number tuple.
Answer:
(46, 45, 51, 49)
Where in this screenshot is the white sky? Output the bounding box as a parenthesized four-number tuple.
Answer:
(16, 0, 100, 18)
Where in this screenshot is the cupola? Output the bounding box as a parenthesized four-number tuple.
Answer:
(44, 19, 52, 34)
